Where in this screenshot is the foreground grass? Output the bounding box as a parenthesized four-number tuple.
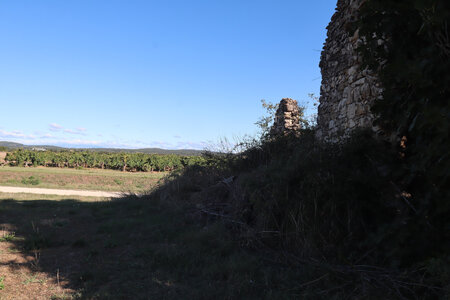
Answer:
(0, 192, 321, 299)
(0, 166, 166, 193)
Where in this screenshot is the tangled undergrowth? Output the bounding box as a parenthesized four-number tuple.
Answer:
(152, 129, 449, 299)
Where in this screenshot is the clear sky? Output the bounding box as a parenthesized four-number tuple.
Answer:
(0, 0, 336, 149)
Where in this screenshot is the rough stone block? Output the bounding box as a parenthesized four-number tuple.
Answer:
(270, 98, 301, 136)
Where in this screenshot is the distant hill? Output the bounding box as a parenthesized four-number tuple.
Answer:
(0, 141, 204, 156)
(0, 141, 24, 149)
(0, 141, 65, 151)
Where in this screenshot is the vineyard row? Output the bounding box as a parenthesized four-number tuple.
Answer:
(4, 149, 207, 172)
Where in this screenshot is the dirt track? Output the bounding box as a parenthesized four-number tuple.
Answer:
(0, 186, 123, 198)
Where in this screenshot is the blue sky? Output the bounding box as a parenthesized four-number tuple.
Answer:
(0, 0, 336, 149)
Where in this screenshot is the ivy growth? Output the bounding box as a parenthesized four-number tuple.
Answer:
(356, 0, 450, 266)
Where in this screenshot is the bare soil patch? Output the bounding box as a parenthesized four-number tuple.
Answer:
(0, 236, 75, 299)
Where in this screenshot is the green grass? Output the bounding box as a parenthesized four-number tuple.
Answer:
(22, 275, 45, 285)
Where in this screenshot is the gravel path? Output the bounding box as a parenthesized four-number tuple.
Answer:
(0, 186, 123, 198)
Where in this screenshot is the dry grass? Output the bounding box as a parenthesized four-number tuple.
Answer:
(0, 166, 166, 193)
(0, 192, 318, 299)
(0, 193, 107, 299)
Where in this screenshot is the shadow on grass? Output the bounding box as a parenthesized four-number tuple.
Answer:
(0, 194, 315, 299)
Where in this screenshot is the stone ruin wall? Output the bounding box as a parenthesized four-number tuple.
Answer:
(270, 98, 301, 136)
(316, 0, 383, 143)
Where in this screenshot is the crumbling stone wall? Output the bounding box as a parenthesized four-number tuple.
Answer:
(316, 0, 383, 142)
(271, 98, 301, 136)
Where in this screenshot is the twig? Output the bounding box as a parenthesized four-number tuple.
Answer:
(56, 268, 60, 286)
(199, 209, 246, 226)
(298, 273, 329, 288)
(390, 181, 418, 214)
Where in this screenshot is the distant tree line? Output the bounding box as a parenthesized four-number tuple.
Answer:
(5, 149, 206, 172)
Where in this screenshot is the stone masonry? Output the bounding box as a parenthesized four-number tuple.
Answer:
(316, 0, 383, 143)
(270, 98, 301, 136)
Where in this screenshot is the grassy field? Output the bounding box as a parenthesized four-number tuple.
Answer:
(0, 192, 315, 299)
(0, 166, 166, 193)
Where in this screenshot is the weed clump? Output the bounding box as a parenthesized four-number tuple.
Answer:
(21, 176, 41, 186)
(0, 232, 15, 242)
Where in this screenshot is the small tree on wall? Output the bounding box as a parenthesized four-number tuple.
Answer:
(255, 98, 311, 141)
(255, 99, 279, 138)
